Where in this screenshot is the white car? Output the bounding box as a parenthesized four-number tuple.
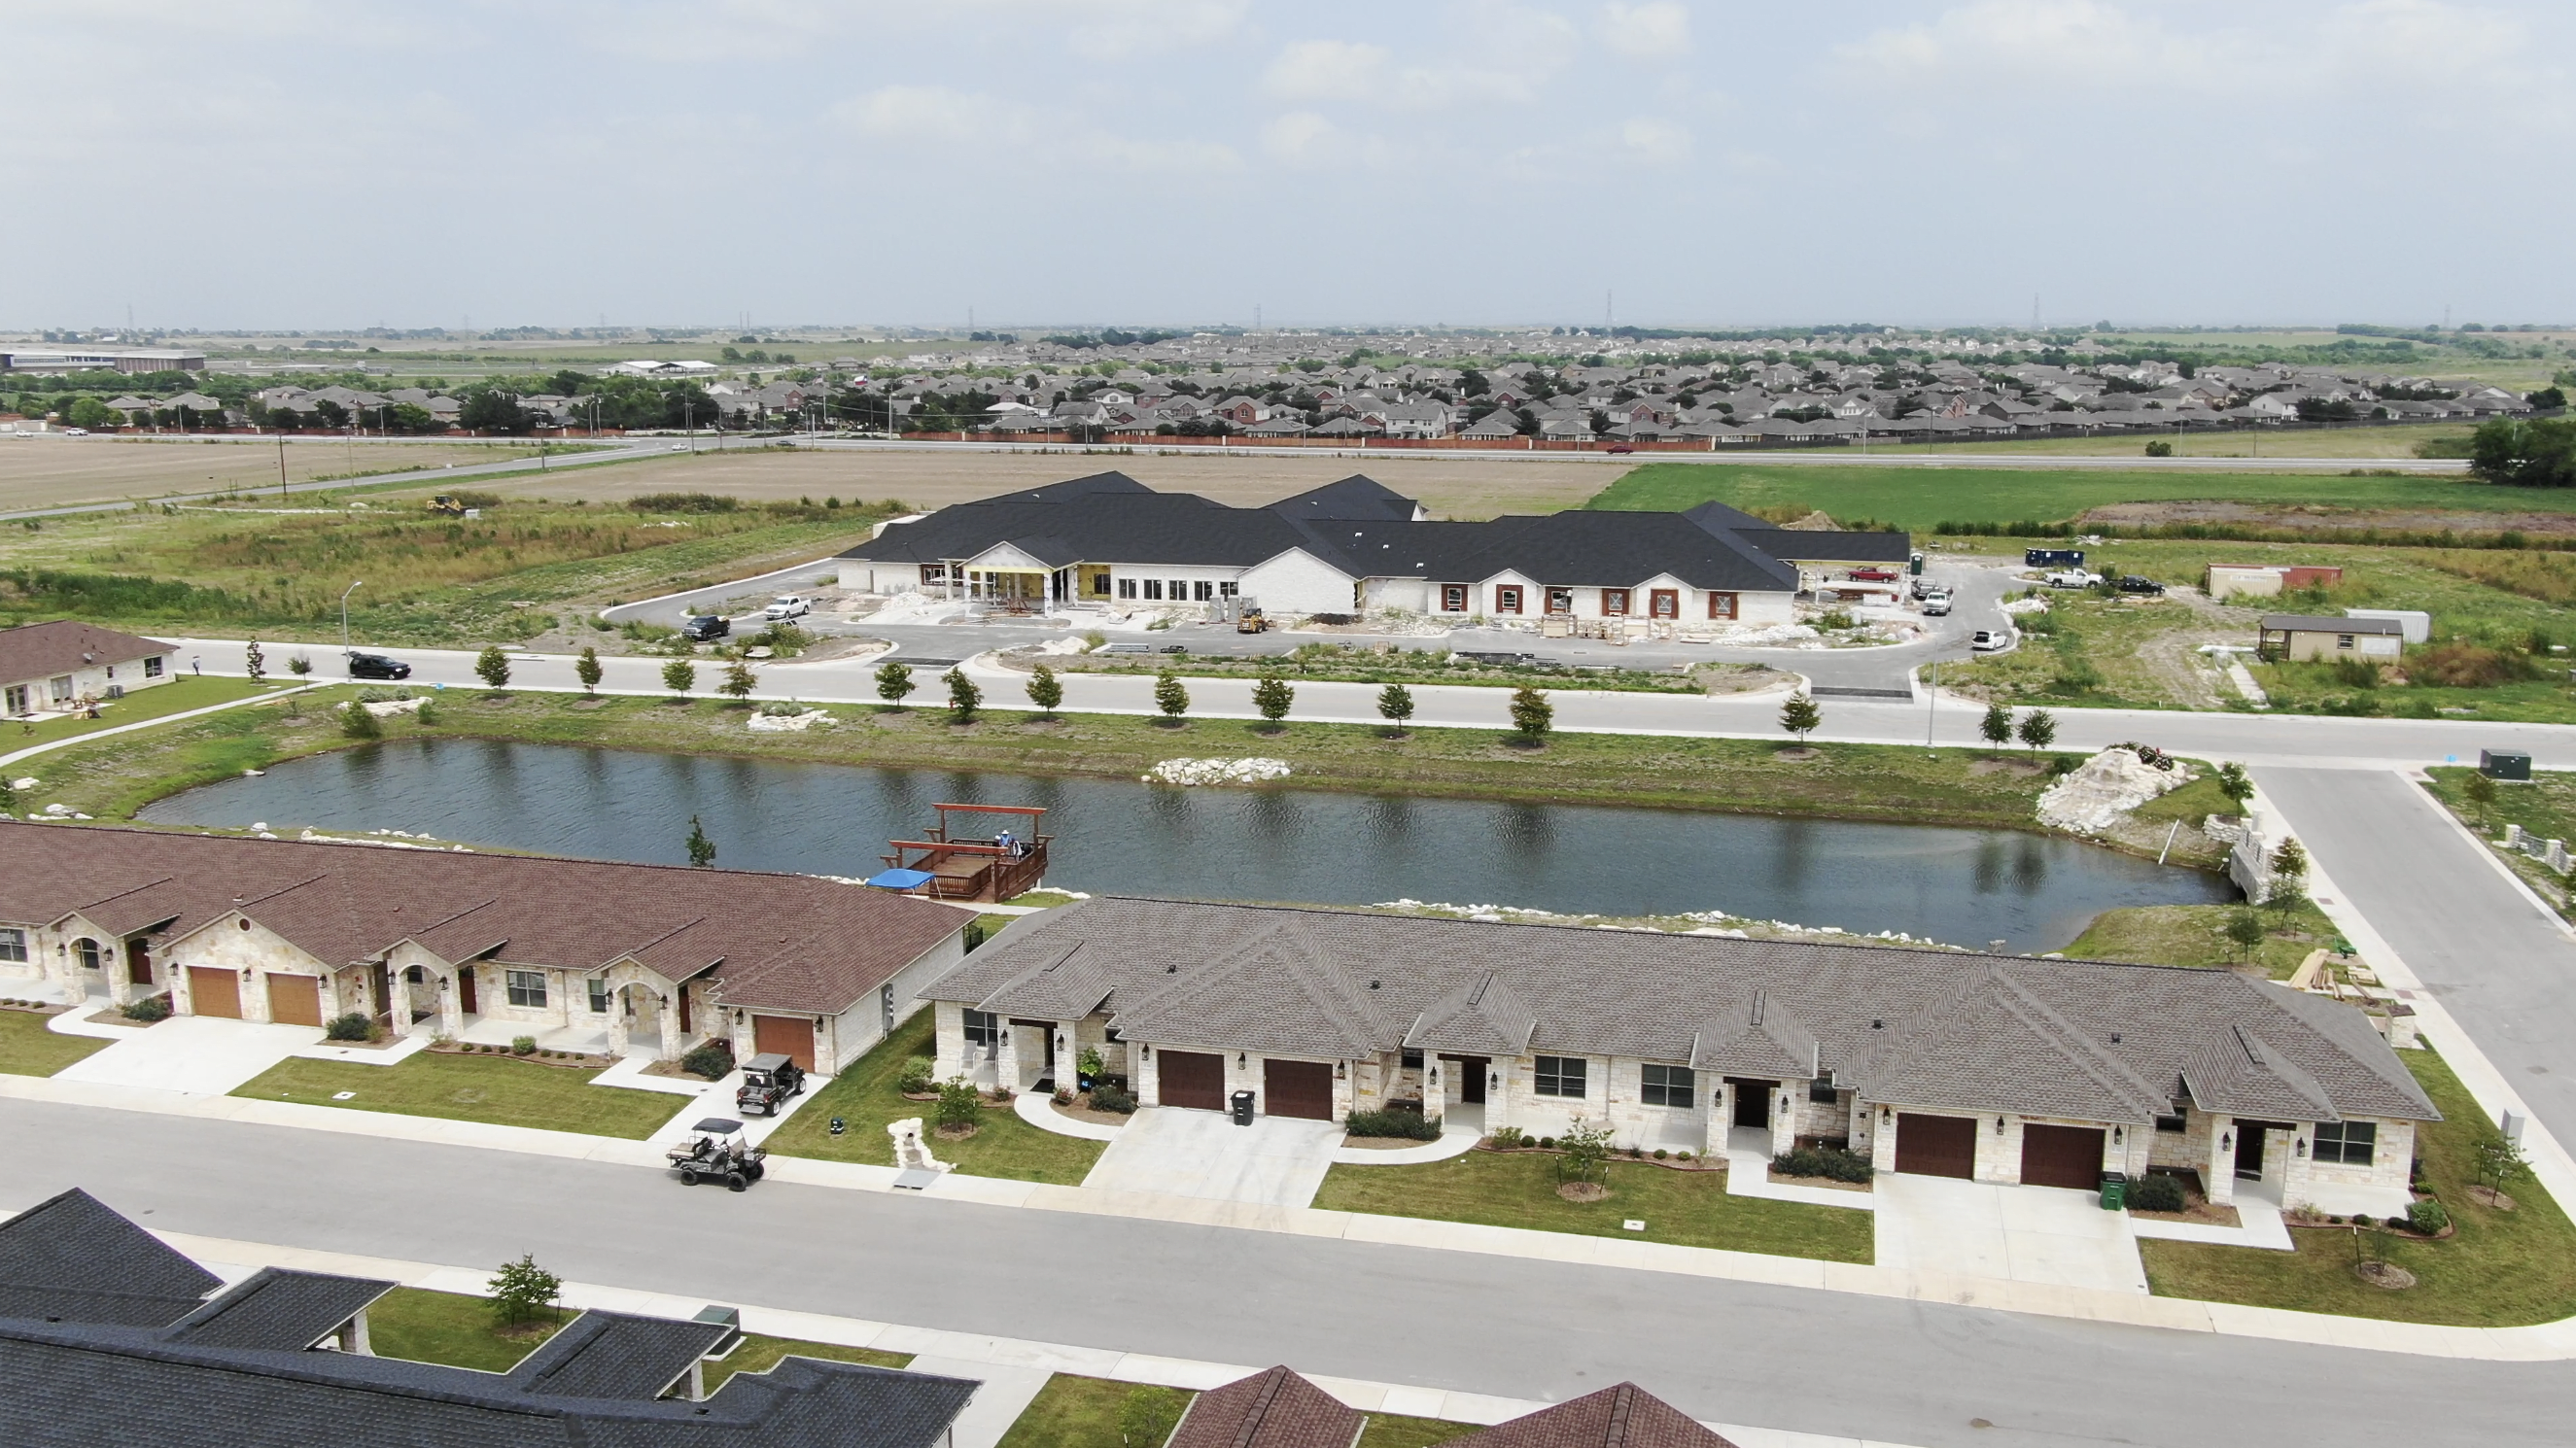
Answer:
(762, 595, 812, 621)
(1970, 628, 2010, 652)
(60, 428, 88, 437)
(2042, 569, 2096, 589)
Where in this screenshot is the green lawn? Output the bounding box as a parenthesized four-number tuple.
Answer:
(705, 1335, 912, 1392)
(2140, 1049, 2576, 1325)
(1311, 1149, 1873, 1262)
(996, 1375, 1188, 1448)
(1360, 1414, 1479, 1448)
(0, 1008, 110, 1075)
(1587, 462, 2569, 532)
(0, 674, 284, 750)
(230, 1052, 685, 1139)
(761, 1013, 1107, 1185)
(2065, 900, 2338, 980)
(2419, 767, 2576, 919)
(368, 1287, 565, 1373)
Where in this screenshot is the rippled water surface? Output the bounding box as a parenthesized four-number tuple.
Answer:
(140, 739, 2237, 951)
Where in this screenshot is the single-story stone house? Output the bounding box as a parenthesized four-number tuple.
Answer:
(0, 620, 176, 718)
(834, 471, 1909, 625)
(0, 824, 969, 1072)
(924, 898, 2437, 1216)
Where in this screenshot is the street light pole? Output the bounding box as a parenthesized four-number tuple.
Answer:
(340, 580, 365, 656)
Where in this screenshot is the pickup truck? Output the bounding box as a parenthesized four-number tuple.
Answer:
(2042, 569, 2097, 589)
(762, 595, 813, 621)
(1848, 568, 1900, 583)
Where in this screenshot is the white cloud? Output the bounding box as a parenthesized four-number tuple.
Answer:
(1618, 117, 1692, 166)
(835, 85, 1238, 171)
(1264, 40, 1393, 102)
(1260, 7, 1576, 112)
(1260, 111, 1344, 167)
(1599, 2, 1689, 62)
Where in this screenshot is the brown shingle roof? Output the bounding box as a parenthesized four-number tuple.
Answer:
(925, 899, 2437, 1125)
(1166, 1366, 1364, 1448)
(0, 621, 174, 686)
(1449, 1384, 1735, 1448)
(0, 824, 965, 1017)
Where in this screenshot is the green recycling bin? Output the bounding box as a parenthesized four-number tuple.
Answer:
(2100, 1171, 2127, 1210)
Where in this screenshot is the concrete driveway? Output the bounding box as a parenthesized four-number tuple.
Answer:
(52, 1015, 321, 1096)
(1872, 1174, 2148, 1294)
(1080, 1107, 1342, 1207)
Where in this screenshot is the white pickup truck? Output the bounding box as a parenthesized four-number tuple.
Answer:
(2041, 569, 2097, 589)
(762, 595, 813, 620)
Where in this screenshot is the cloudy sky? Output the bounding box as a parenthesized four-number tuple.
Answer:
(13, 0, 2570, 331)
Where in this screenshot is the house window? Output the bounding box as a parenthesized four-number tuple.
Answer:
(2336, 635, 2356, 649)
(922, 564, 950, 585)
(1167, 579, 1187, 601)
(1494, 585, 1524, 614)
(74, 938, 101, 972)
(0, 928, 23, 962)
(3, 685, 23, 715)
(1650, 589, 1679, 618)
(505, 970, 547, 1009)
(143, 655, 166, 678)
(1118, 577, 1136, 600)
(1441, 585, 1468, 613)
(2155, 1111, 2189, 1134)
(588, 978, 611, 1015)
(1545, 587, 1574, 614)
(1142, 579, 1164, 601)
(963, 1008, 1000, 1047)
(50, 675, 74, 704)
(1640, 1063, 1694, 1107)
(2314, 1120, 2378, 1165)
(1602, 589, 1630, 616)
(1401, 1048, 1423, 1070)
(1194, 580, 1213, 602)
(1809, 1076, 1840, 1104)
(1708, 593, 1739, 620)
(1534, 1054, 1587, 1098)
(1218, 581, 1238, 598)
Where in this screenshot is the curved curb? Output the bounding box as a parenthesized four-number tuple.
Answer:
(1332, 1128, 1481, 1166)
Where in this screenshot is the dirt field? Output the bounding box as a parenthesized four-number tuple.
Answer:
(2077, 499, 2576, 536)
(470, 446, 1630, 520)
(0, 437, 551, 512)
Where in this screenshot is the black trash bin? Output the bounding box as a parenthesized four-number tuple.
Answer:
(1230, 1090, 1256, 1126)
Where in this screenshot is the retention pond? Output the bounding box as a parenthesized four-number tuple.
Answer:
(139, 739, 2236, 952)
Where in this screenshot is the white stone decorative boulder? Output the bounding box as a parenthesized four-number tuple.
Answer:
(888, 1117, 951, 1173)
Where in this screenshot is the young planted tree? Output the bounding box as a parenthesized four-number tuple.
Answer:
(720, 659, 758, 702)
(288, 653, 313, 678)
(474, 645, 511, 691)
(934, 1076, 982, 1132)
(2223, 909, 2267, 961)
(1779, 691, 1822, 743)
(574, 645, 603, 696)
(1376, 681, 1415, 736)
(486, 1255, 563, 1329)
(2214, 760, 2255, 813)
(2267, 836, 2310, 915)
(2464, 770, 2499, 829)
(1153, 670, 1190, 724)
(2016, 707, 2058, 751)
(685, 814, 716, 868)
(1251, 672, 1294, 730)
(874, 660, 915, 709)
(1508, 685, 1552, 742)
(944, 667, 982, 722)
(1024, 663, 1063, 717)
(2474, 1133, 2533, 1200)
(1555, 1117, 1616, 1186)
(1978, 703, 2013, 749)
(661, 658, 696, 698)
(243, 639, 265, 683)
(338, 700, 381, 740)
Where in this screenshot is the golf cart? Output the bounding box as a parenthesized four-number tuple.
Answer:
(734, 1052, 808, 1117)
(665, 1117, 767, 1191)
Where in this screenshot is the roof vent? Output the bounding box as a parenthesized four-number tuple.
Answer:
(1166, 964, 1177, 974)
(2109, 1032, 2123, 1043)
(1870, 1018, 1883, 1030)
(1369, 981, 1380, 990)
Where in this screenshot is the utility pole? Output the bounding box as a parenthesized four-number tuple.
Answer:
(277, 431, 288, 501)
(1924, 658, 1938, 755)
(340, 580, 364, 655)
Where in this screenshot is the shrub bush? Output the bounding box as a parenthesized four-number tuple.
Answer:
(2351, 1213, 2375, 1228)
(934, 1076, 982, 1130)
(1772, 1145, 1875, 1183)
(680, 1042, 735, 1080)
(1344, 1108, 1442, 1140)
(896, 1056, 935, 1094)
(1488, 1125, 1528, 1148)
(2411, 641, 2540, 688)
(2407, 1198, 2450, 1234)
(1653, 1148, 1668, 1159)
(121, 993, 171, 1022)
(338, 701, 381, 739)
(1538, 1136, 1556, 1150)
(1089, 1084, 1137, 1114)
(2127, 1173, 2187, 1213)
(325, 1012, 372, 1042)
(510, 1035, 537, 1055)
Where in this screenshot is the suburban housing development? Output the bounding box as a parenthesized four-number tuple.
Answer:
(926, 898, 2435, 1217)
(0, 824, 968, 1074)
(0, 620, 176, 719)
(836, 471, 1910, 622)
(0, 1188, 981, 1448)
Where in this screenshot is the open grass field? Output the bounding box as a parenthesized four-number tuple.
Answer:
(0, 492, 900, 644)
(0, 1009, 110, 1075)
(2065, 899, 2339, 980)
(0, 437, 560, 512)
(762, 1013, 1105, 1185)
(1859, 424, 2472, 461)
(229, 1051, 687, 1139)
(2140, 1049, 2576, 1326)
(473, 445, 1628, 521)
(1311, 1148, 1875, 1261)
(1588, 462, 2574, 533)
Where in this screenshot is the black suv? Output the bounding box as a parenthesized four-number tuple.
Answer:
(680, 614, 731, 641)
(347, 652, 411, 680)
(2116, 575, 2166, 596)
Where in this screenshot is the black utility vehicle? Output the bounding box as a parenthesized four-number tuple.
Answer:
(680, 614, 731, 641)
(347, 652, 410, 680)
(733, 1052, 808, 1117)
(666, 1117, 766, 1191)
(2116, 575, 2166, 595)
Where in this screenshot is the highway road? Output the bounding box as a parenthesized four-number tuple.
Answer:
(6, 1098, 2566, 1448)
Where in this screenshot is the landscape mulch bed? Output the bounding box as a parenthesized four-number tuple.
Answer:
(429, 1044, 615, 1071)
(1050, 1095, 1133, 1127)
(1475, 1142, 1723, 1172)
(1766, 1168, 1874, 1193)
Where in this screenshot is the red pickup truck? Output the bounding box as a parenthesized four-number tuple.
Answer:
(1847, 568, 1899, 582)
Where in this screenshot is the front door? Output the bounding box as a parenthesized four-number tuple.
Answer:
(1726, 1077, 1773, 1129)
(124, 940, 153, 987)
(457, 967, 477, 1015)
(1456, 1055, 1488, 1105)
(1157, 1050, 1225, 1111)
(2236, 1120, 2285, 1181)
(188, 966, 240, 1019)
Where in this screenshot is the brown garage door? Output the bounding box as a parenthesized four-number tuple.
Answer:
(189, 966, 241, 1019)
(1157, 1050, 1225, 1111)
(2021, 1123, 2107, 1190)
(266, 973, 322, 1027)
(753, 1015, 818, 1073)
(1263, 1059, 1334, 1120)
(1895, 1113, 1976, 1179)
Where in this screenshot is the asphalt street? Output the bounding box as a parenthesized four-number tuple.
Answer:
(7, 1099, 2566, 1448)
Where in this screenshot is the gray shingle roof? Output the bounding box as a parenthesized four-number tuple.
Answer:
(0, 1188, 220, 1327)
(925, 900, 2437, 1125)
(162, 1269, 391, 1351)
(505, 1311, 732, 1400)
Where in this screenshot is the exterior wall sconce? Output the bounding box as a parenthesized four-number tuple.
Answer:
(1236, 1052, 1245, 1067)
(2112, 1126, 2124, 1144)
(1995, 1117, 2006, 1135)
(1490, 1071, 1501, 1091)
(239, 968, 253, 983)
(1139, 1044, 1151, 1059)
(2295, 1138, 2307, 1158)
(1880, 1106, 1892, 1124)
(2219, 1131, 2233, 1152)
(1334, 1062, 1346, 1080)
